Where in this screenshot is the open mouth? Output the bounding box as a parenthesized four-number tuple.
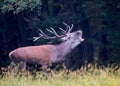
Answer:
(79, 36, 84, 41)
(78, 30, 84, 41)
(81, 38, 84, 41)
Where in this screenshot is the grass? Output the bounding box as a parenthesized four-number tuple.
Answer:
(0, 65, 120, 86)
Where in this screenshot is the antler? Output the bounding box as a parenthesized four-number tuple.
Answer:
(63, 22, 73, 34)
(33, 22, 73, 41)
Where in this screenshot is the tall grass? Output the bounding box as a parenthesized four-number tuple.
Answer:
(0, 64, 120, 86)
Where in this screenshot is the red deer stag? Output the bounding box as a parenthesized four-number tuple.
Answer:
(9, 22, 84, 70)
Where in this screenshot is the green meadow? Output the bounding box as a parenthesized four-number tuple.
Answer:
(0, 65, 120, 86)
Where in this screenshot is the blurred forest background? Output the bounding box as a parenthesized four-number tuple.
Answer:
(0, 0, 120, 70)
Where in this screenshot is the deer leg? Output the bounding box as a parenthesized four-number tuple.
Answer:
(42, 65, 51, 79)
(10, 61, 19, 73)
(19, 62, 26, 71)
(42, 65, 48, 71)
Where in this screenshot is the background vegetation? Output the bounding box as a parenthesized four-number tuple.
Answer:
(0, 0, 120, 70)
(0, 65, 120, 86)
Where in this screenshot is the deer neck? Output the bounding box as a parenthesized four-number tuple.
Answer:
(55, 41, 73, 62)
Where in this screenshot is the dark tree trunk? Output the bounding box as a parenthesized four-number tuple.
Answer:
(99, 0, 119, 64)
(80, 17, 94, 64)
(41, 0, 49, 14)
(17, 13, 32, 47)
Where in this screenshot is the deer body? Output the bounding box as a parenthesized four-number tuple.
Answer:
(9, 23, 84, 70)
(9, 45, 56, 65)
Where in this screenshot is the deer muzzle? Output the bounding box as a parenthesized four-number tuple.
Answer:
(80, 37, 84, 41)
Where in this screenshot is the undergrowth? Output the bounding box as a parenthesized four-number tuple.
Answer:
(0, 64, 120, 86)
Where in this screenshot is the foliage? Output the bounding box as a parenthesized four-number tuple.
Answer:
(0, 0, 42, 14)
(0, 0, 120, 68)
(0, 65, 120, 86)
(107, 29, 120, 64)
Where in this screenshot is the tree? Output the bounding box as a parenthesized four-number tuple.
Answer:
(0, 0, 42, 67)
(0, 0, 42, 14)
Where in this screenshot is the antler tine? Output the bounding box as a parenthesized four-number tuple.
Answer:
(58, 27, 66, 33)
(50, 27, 59, 36)
(47, 27, 60, 37)
(46, 28, 54, 34)
(38, 29, 48, 37)
(39, 29, 57, 39)
(63, 22, 73, 34)
(33, 37, 40, 41)
(63, 22, 70, 29)
(39, 29, 53, 39)
(71, 24, 73, 30)
(33, 34, 42, 41)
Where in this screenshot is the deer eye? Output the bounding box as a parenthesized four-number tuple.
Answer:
(76, 32, 80, 35)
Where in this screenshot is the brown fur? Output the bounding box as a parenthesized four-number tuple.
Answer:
(10, 45, 57, 65)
